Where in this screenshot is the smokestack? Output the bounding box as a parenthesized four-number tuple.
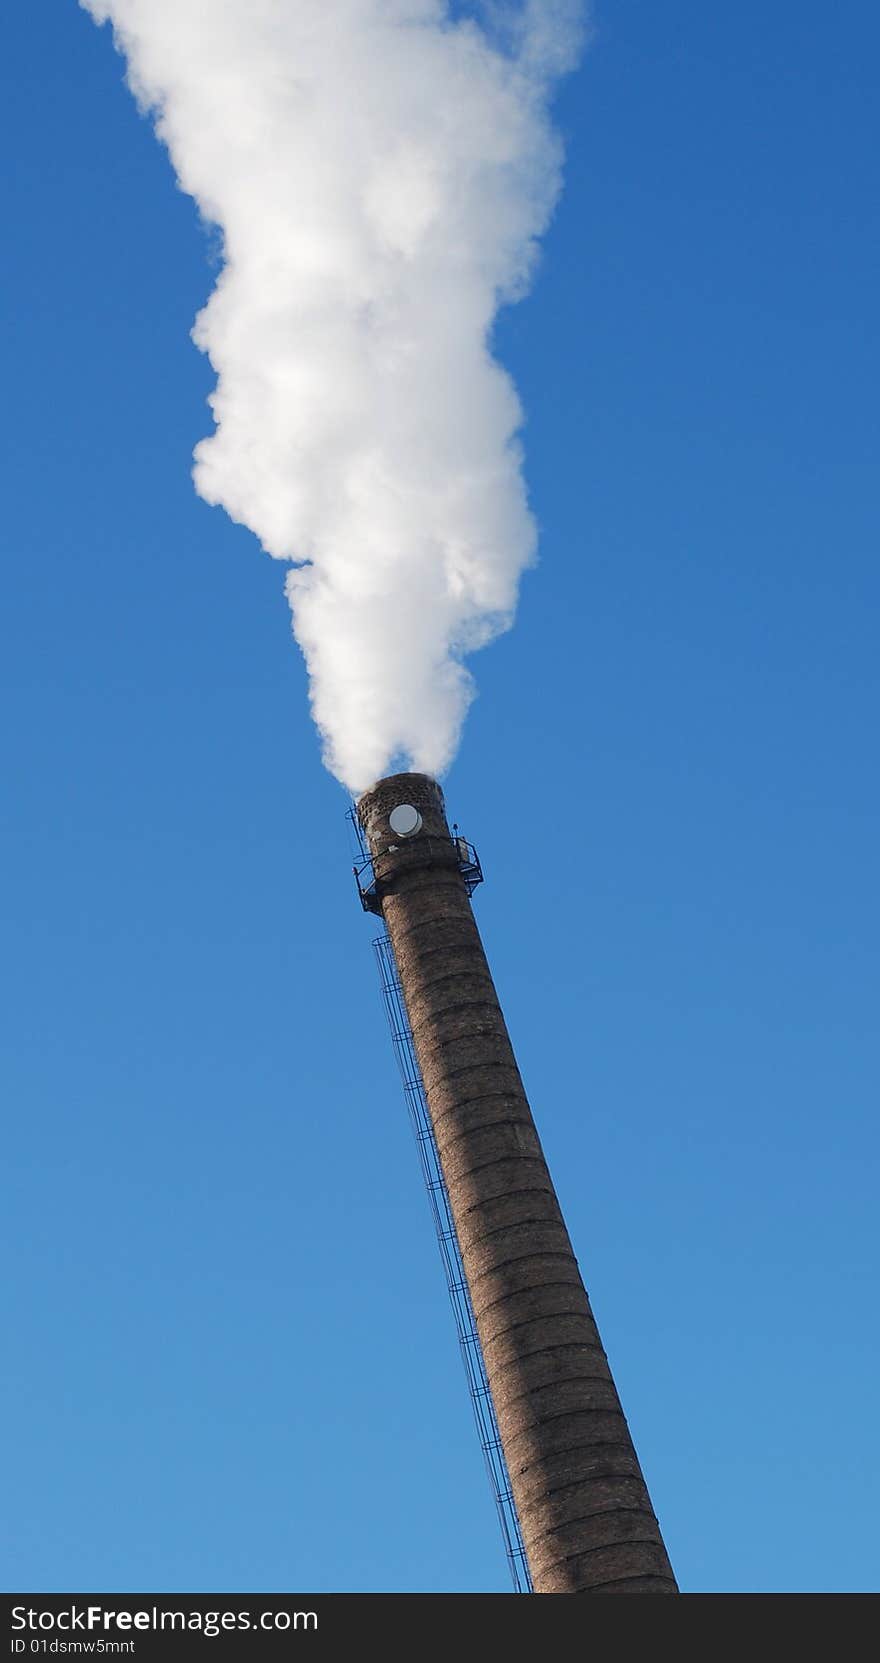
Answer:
(358, 772, 677, 1595)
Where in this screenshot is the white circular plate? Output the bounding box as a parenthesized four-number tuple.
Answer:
(389, 804, 422, 837)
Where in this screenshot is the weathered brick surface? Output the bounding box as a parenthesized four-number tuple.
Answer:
(513, 1441, 647, 1508)
(358, 772, 677, 1595)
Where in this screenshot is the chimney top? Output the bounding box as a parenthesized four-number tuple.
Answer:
(357, 772, 449, 858)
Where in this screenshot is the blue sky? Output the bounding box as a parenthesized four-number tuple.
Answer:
(2, 1, 878, 1593)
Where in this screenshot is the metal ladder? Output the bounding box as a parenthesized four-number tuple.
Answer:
(373, 931, 532, 1593)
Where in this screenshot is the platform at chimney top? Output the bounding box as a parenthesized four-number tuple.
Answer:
(351, 772, 483, 916)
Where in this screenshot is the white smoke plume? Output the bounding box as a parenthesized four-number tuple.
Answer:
(81, 1, 584, 791)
